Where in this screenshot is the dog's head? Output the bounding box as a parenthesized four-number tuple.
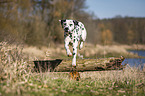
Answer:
(59, 19, 78, 33)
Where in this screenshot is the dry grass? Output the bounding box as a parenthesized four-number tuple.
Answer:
(21, 43, 145, 60)
(121, 44, 145, 50)
(0, 42, 145, 96)
(22, 46, 46, 60)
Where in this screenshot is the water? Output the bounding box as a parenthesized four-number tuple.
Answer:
(128, 50, 145, 57)
(122, 50, 145, 69)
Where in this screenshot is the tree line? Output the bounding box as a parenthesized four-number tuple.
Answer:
(91, 17, 145, 45)
(0, 0, 145, 47)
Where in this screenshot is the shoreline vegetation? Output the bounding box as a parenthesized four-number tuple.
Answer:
(0, 42, 145, 96)
(22, 43, 145, 61)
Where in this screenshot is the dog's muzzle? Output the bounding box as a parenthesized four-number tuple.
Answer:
(64, 27, 69, 32)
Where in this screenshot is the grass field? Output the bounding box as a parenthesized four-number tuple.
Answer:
(1, 68, 145, 96)
(0, 42, 145, 96)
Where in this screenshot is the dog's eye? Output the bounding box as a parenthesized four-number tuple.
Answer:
(70, 24, 73, 26)
(64, 23, 66, 26)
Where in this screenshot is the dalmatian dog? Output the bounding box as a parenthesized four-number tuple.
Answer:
(59, 19, 87, 67)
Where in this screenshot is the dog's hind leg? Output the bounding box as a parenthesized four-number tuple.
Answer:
(81, 27, 87, 41)
(79, 28, 87, 50)
(79, 41, 84, 50)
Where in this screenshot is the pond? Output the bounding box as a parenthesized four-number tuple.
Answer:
(122, 50, 145, 69)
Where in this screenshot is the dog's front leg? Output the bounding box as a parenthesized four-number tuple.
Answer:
(72, 40, 78, 67)
(64, 37, 72, 57)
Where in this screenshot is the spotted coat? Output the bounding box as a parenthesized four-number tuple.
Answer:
(59, 19, 87, 66)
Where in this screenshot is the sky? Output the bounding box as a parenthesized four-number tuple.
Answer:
(85, 0, 145, 19)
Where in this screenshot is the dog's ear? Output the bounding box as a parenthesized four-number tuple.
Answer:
(59, 20, 66, 27)
(73, 20, 79, 26)
(59, 20, 63, 25)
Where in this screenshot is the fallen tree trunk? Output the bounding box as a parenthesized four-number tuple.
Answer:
(33, 56, 126, 72)
(54, 56, 126, 72)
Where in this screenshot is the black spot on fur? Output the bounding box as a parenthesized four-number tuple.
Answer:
(73, 53, 76, 55)
(70, 34, 72, 37)
(73, 39, 76, 42)
(73, 20, 78, 26)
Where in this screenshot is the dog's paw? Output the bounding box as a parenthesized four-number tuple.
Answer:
(67, 53, 72, 57)
(68, 54, 72, 57)
(67, 51, 72, 57)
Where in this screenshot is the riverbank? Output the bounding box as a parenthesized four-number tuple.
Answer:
(22, 43, 145, 60)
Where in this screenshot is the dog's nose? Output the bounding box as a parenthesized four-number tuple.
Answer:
(64, 27, 69, 31)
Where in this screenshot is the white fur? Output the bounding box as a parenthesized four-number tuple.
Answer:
(59, 19, 87, 66)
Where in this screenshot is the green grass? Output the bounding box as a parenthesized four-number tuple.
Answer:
(1, 68, 145, 96)
(0, 42, 145, 96)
